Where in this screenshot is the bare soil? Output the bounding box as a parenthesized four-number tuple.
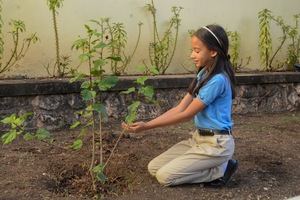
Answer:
(1, 111, 300, 200)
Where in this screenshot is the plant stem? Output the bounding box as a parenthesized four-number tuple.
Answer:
(1, 29, 19, 73)
(90, 110, 96, 191)
(99, 112, 103, 165)
(87, 36, 96, 190)
(130, 23, 142, 60)
(150, 0, 159, 67)
(100, 21, 104, 60)
(103, 129, 125, 169)
(52, 8, 61, 77)
(164, 22, 179, 74)
(121, 23, 142, 74)
(106, 20, 115, 73)
(269, 36, 286, 70)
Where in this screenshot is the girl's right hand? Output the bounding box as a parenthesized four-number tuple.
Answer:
(126, 121, 148, 133)
(121, 121, 148, 133)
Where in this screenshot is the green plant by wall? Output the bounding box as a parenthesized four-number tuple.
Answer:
(286, 14, 300, 70)
(227, 31, 251, 72)
(0, 0, 38, 75)
(46, 0, 72, 77)
(109, 20, 142, 75)
(145, 0, 183, 74)
(0, 20, 38, 74)
(269, 16, 291, 70)
(70, 21, 119, 190)
(258, 9, 297, 71)
(258, 9, 272, 71)
(89, 18, 142, 75)
(1, 112, 51, 144)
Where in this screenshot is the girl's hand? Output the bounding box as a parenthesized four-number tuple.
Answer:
(121, 122, 130, 132)
(127, 121, 148, 133)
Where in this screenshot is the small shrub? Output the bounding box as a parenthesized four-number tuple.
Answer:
(0, 17, 38, 74)
(1, 112, 51, 144)
(227, 31, 251, 72)
(258, 9, 300, 71)
(145, 0, 183, 74)
(70, 21, 119, 189)
(46, 0, 73, 77)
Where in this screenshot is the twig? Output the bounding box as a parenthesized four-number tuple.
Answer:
(103, 129, 125, 169)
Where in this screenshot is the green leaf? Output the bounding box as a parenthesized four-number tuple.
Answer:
(125, 101, 140, 124)
(90, 19, 101, 25)
(93, 164, 107, 184)
(149, 66, 160, 75)
(81, 89, 96, 101)
(86, 104, 94, 112)
(91, 59, 106, 76)
(84, 120, 94, 127)
(79, 53, 91, 62)
(93, 59, 106, 68)
(23, 132, 35, 141)
(72, 38, 88, 50)
(35, 128, 51, 140)
(10, 20, 26, 33)
(135, 76, 148, 86)
(84, 24, 92, 32)
(81, 81, 91, 89)
(94, 42, 107, 49)
(12, 117, 23, 128)
(20, 112, 33, 122)
(1, 114, 17, 125)
(139, 86, 154, 101)
(69, 72, 85, 83)
(92, 103, 105, 113)
(98, 76, 118, 91)
(71, 139, 83, 150)
(121, 87, 135, 94)
(93, 103, 108, 120)
(1, 130, 18, 144)
(70, 121, 81, 129)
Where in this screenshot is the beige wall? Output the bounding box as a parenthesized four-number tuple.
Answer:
(2, 0, 300, 77)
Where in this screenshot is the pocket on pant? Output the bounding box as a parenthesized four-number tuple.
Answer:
(216, 136, 235, 154)
(193, 133, 219, 147)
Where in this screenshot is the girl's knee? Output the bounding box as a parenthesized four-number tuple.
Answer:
(155, 168, 174, 186)
(148, 160, 174, 186)
(147, 160, 158, 177)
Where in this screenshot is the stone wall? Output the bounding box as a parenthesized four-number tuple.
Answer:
(0, 72, 299, 131)
(233, 83, 300, 114)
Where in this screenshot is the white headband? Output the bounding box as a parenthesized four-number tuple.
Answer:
(202, 26, 222, 47)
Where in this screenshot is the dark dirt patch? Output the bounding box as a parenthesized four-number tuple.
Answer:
(0, 112, 300, 200)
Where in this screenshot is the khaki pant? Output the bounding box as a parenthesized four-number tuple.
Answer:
(148, 130, 235, 186)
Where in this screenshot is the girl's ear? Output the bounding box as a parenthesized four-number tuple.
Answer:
(210, 50, 218, 58)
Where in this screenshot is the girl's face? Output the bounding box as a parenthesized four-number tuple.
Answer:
(190, 36, 217, 70)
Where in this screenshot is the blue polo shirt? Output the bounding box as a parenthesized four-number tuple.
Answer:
(194, 70, 233, 131)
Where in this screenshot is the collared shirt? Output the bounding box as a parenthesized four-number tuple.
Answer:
(194, 69, 233, 131)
